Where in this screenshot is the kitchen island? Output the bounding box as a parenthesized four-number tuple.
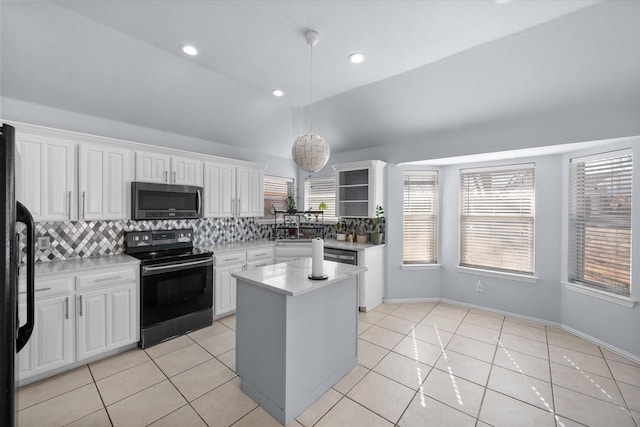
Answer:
(231, 259, 366, 425)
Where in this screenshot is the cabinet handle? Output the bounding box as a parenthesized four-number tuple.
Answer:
(78, 295, 83, 317)
(237, 199, 241, 215)
(224, 257, 241, 262)
(173, 171, 176, 183)
(82, 191, 86, 219)
(164, 170, 168, 182)
(68, 191, 72, 220)
(231, 198, 235, 215)
(18, 287, 51, 295)
(65, 297, 69, 320)
(93, 275, 122, 283)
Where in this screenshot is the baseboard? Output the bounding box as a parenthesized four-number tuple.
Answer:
(561, 324, 640, 365)
(440, 298, 562, 328)
(383, 297, 441, 304)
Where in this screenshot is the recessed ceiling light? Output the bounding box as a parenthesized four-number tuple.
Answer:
(272, 89, 284, 97)
(181, 45, 198, 56)
(494, 0, 512, 4)
(348, 53, 365, 64)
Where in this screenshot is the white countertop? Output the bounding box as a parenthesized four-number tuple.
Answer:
(20, 254, 140, 279)
(200, 239, 274, 253)
(232, 259, 366, 297)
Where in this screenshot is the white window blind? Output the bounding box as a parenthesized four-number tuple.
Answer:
(569, 150, 632, 296)
(305, 177, 336, 221)
(460, 164, 535, 275)
(263, 175, 294, 218)
(403, 171, 438, 264)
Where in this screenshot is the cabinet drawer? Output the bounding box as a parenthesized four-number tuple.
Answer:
(76, 266, 137, 291)
(246, 248, 273, 262)
(18, 276, 74, 299)
(214, 252, 246, 267)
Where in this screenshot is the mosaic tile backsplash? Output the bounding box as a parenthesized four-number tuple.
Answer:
(19, 217, 384, 264)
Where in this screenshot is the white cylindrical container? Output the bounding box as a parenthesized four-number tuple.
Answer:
(311, 238, 324, 278)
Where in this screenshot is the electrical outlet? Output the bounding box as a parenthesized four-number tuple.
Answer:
(476, 280, 484, 292)
(37, 236, 51, 250)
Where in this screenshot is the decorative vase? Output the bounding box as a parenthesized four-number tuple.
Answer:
(370, 233, 383, 245)
(356, 235, 368, 244)
(336, 233, 347, 241)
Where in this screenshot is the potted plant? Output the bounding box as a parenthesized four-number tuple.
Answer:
(285, 189, 297, 213)
(335, 219, 347, 241)
(370, 205, 384, 244)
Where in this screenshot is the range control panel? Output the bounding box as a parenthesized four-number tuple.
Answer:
(125, 228, 193, 249)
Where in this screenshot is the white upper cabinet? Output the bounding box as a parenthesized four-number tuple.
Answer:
(204, 162, 263, 218)
(16, 131, 76, 221)
(237, 166, 264, 217)
(135, 151, 202, 186)
(334, 160, 386, 218)
(79, 143, 132, 220)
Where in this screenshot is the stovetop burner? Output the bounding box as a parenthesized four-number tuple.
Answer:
(124, 228, 213, 265)
(127, 247, 213, 265)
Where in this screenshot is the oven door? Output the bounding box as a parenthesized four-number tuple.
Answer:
(141, 257, 213, 328)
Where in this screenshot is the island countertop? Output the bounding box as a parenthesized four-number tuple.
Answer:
(231, 258, 366, 297)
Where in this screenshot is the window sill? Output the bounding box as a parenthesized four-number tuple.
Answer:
(456, 266, 538, 283)
(562, 281, 636, 308)
(402, 264, 441, 271)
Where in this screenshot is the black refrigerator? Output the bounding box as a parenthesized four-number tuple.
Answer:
(1, 123, 36, 426)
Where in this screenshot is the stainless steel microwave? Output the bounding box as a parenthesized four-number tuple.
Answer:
(131, 182, 203, 220)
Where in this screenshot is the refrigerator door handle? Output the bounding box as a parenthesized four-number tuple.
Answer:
(16, 201, 35, 353)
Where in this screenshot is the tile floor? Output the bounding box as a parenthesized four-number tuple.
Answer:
(16, 302, 640, 427)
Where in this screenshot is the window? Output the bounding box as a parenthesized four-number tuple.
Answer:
(305, 177, 336, 221)
(403, 171, 438, 264)
(460, 164, 535, 275)
(569, 150, 632, 296)
(263, 175, 294, 218)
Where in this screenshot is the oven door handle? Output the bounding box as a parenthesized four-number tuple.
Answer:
(142, 258, 213, 276)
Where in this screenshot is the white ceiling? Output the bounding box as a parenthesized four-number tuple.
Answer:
(1, 0, 639, 159)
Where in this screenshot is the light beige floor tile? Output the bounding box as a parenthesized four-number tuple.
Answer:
(17, 383, 103, 427)
(360, 325, 404, 350)
(217, 348, 236, 372)
(219, 314, 236, 330)
(373, 351, 431, 390)
(191, 377, 258, 427)
(97, 360, 166, 405)
(435, 349, 492, 386)
(388, 306, 426, 322)
(462, 312, 504, 330)
(393, 335, 443, 366)
(553, 416, 588, 427)
(89, 348, 150, 381)
(608, 359, 640, 387)
(187, 321, 230, 343)
(358, 310, 387, 324)
(601, 348, 640, 367)
(358, 338, 389, 368)
(315, 397, 392, 427)
(421, 368, 485, 417)
(549, 345, 612, 378)
(430, 304, 468, 321)
(358, 320, 373, 335)
(333, 364, 369, 394)
(553, 385, 635, 427)
(501, 320, 547, 342)
(410, 323, 454, 347)
(493, 346, 551, 382)
(632, 410, 640, 426)
(64, 408, 111, 427)
(233, 406, 285, 427)
(498, 332, 548, 360)
(373, 302, 400, 314)
(199, 329, 236, 356)
(149, 404, 207, 427)
(171, 357, 236, 401)
(17, 365, 93, 410)
(488, 365, 554, 411)
(504, 316, 546, 329)
(155, 343, 213, 377)
(398, 394, 476, 427)
(296, 388, 342, 426)
(479, 389, 555, 427)
(550, 362, 624, 405)
(145, 335, 194, 359)
(547, 330, 600, 356)
(446, 335, 496, 363)
(456, 322, 500, 344)
(618, 382, 640, 412)
(402, 301, 437, 314)
(375, 314, 416, 335)
(107, 380, 186, 427)
(347, 371, 414, 423)
(419, 313, 462, 333)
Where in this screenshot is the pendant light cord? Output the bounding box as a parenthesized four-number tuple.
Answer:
(309, 39, 314, 134)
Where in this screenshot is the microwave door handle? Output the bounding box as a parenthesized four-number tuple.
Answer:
(196, 190, 201, 215)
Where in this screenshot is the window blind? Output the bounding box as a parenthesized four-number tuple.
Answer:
(568, 151, 632, 296)
(263, 175, 294, 218)
(403, 171, 438, 264)
(305, 177, 336, 220)
(460, 165, 535, 275)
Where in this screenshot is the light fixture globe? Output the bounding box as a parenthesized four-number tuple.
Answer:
(292, 133, 330, 172)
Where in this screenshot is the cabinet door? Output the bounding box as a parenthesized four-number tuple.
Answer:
(16, 302, 35, 379)
(77, 290, 108, 361)
(79, 144, 132, 220)
(214, 263, 243, 316)
(236, 167, 264, 217)
(109, 284, 137, 347)
(204, 162, 235, 217)
(16, 133, 76, 221)
(135, 151, 171, 183)
(35, 295, 75, 373)
(171, 156, 203, 186)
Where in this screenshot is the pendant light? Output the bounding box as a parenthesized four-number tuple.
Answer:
(292, 30, 330, 173)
